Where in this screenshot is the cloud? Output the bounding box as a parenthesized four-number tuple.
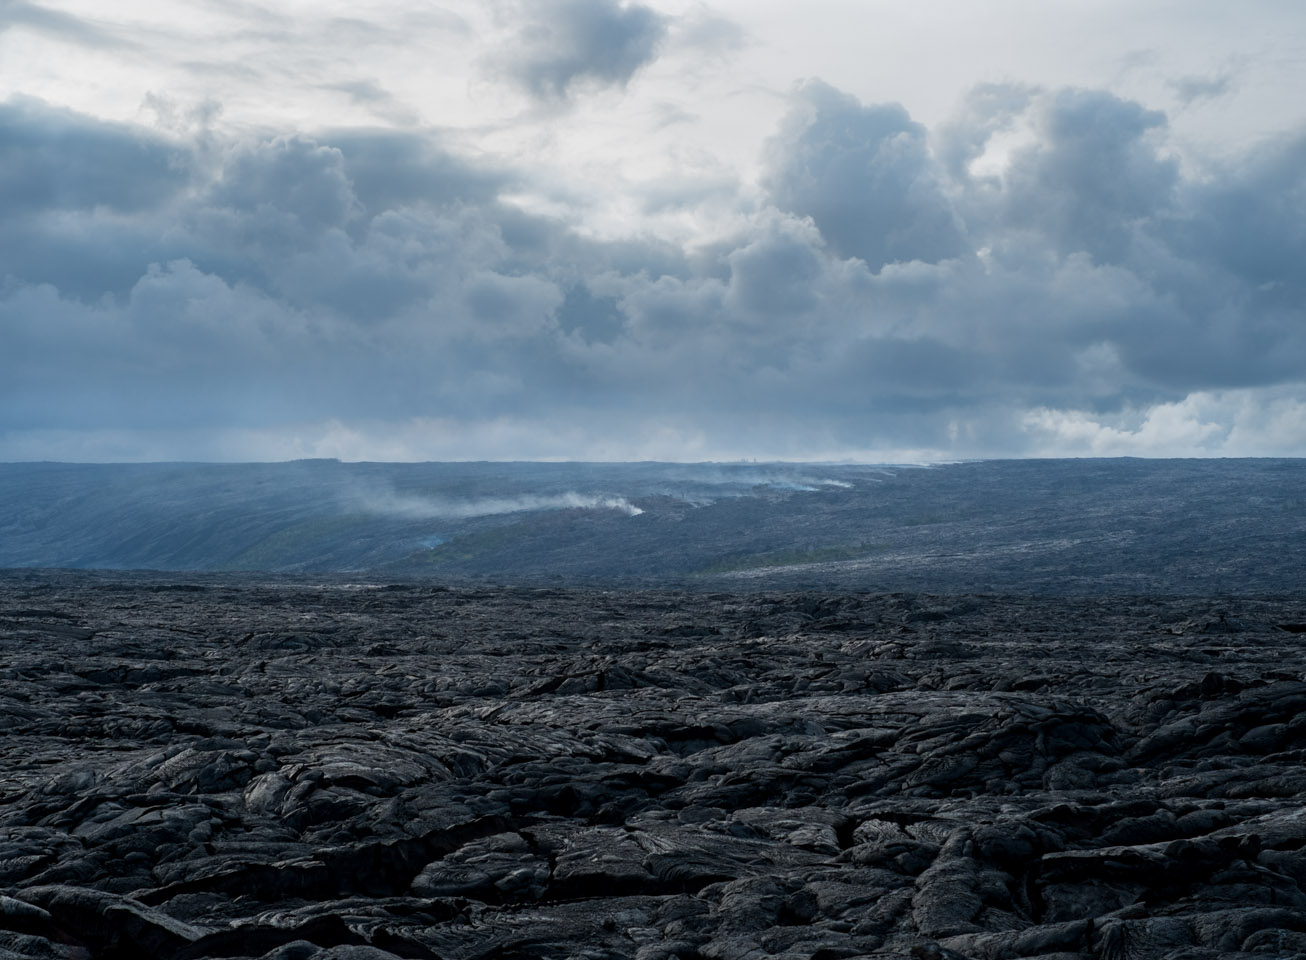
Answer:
(997, 88, 1178, 264)
(724, 213, 826, 317)
(325, 80, 419, 126)
(495, 0, 669, 101)
(208, 136, 359, 232)
(934, 82, 1036, 183)
(1169, 72, 1235, 106)
(0, 97, 190, 215)
(2, 78, 1306, 462)
(763, 80, 967, 272)
(326, 129, 511, 214)
(673, 8, 745, 56)
(0, 0, 131, 49)
(1022, 388, 1306, 458)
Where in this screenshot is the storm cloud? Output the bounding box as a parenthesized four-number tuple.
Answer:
(763, 80, 967, 272)
(0, 97, 188, 215)
(494, 0, 668, 101)
(2, 69, 1306, 460)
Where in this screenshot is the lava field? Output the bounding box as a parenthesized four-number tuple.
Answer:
(3, 572, 1306, 959)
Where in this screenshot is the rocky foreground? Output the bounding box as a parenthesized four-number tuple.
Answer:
(3, 574, 1306, 959)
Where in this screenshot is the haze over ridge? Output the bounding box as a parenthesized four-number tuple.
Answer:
(2, 459, 1303, 595)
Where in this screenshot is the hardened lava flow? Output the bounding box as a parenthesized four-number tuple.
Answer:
(2, 572, 1306, 959)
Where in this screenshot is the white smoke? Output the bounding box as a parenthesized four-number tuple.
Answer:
(348, 466, 865, 521)
(656, 466, 858, 491)
(359, 489, 644, 519)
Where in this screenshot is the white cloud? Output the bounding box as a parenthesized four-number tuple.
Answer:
(1022, 389, 1306, 458)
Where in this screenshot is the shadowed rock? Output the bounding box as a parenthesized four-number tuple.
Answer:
(1, 573, 1305, 958)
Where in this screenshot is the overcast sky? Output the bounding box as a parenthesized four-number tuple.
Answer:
(3, 0, 1306, 461)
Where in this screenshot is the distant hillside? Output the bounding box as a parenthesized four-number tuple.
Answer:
(1, 459, 1304, 593)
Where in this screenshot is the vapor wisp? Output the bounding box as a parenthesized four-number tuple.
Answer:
(347, 466, 860, 521)
(358, 489, 645, 520)
(642, 468, 858, 504)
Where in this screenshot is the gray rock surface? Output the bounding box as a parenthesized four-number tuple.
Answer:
(2, 572, 1306, 958)
(3, 459, 1305, 596)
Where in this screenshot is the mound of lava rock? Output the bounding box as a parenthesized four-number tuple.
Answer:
(3, 573, 1306, 959)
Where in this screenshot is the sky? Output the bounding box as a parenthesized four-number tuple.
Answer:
(3, 0, 1306, 462)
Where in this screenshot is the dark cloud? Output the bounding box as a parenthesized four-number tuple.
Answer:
(0, 0, 131, 48)
(556, 283, 625, 344)
(209, 136, 359, 231)
(1170, 132, 1306, 291)
(326, 129, 510, 214)
(724, 217, 825, 318)
(2, 83, 1305, 459)
(0, 210, 187, 301)
(326, 80, 419, 125)
(498, 0, 668, 100)
(998, 89, 1179, 263)
(0, 97, 190, 215)
(763, 80, 967, 272)
(1170, 72, 1235, 106)
(934, 82, 1035, 183)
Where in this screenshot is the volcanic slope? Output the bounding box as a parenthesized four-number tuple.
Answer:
(3, 573, 1306, 958)
(1, 458, 1305, 593)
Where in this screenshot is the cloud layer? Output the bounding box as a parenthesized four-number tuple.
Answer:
(3, 64, 1306, 460)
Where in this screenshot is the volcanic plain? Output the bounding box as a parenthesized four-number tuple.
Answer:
(3, 572, 1306, 959)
